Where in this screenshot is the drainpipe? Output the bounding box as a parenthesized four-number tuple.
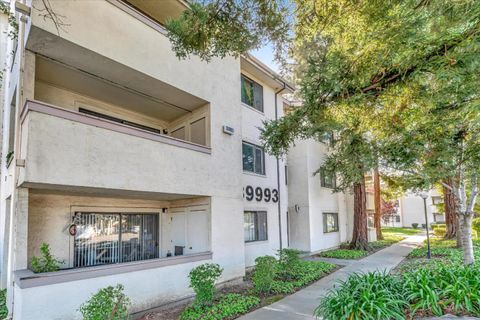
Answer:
(274, 83, 286, 250)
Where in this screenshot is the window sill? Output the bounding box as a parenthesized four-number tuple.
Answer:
(243, 171, 267, 178)
(241, 103, 265, 116)
(14, 252, 212, 289)
(245, 240, 269, 246)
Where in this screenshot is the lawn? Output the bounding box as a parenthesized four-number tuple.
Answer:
(318, 227, 420, 260)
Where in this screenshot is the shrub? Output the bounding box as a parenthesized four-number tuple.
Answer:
(276, 249, 302, 280)
(189, 263, 223, 306)
(319, 249, 367, 259)
(271, 281, 295, 294)
(252, 256, 277, 294)
(412, 223, 419, 229)
(30, 243, 64, 273)
(315, 271, 407, 320)
(79, 284, 130, 320)
(433, 226, 446, 237)
(180, 294, 260, 320)
(0, 289, 7, 320)
(473, 217, 480, 236)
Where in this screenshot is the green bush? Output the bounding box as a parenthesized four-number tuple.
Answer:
(315, 271, 407, 320)
(319, 249, 368, 259)
(252, 256, 277, 294)
(0, 289, 7, 320)
(180, 294, 260, 320)
(271, 281, 295, 294)
(30, 243, 64, 273)
(188, 263, 223, 306)
(473, 217, 480, 236)
(79, 284, 130, 320)
(276, 249, 302, 280)
(433, 226, 446, 237)
(412, 223, 419, 229)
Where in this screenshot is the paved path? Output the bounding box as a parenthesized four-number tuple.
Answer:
(239, 235, 426, 320)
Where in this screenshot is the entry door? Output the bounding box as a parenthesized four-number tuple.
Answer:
(186, 207, 209, 254)
(170, 209, 187, 255)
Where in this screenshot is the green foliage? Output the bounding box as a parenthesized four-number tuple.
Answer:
(180, 294, 260, 320)
(473, 217, 480, 234)
(433, 226, 447, 237)
(79, 284, 130, 320)
(412, 223, 419, 229)
(188, 263, 223, 306)
(382, 227, 422, 236)
(165, 1, 290, 62)
(30, 243, 64, 273)
(270, 281, 294, 294)
(252, 256, 277, 294)
(315, 272, 407, 320)
(0, 289, 7, 320)
(319, 249, 368, 260)
(276, 249, 302, 281)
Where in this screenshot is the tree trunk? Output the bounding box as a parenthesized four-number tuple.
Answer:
(373, 169, 383, 240)
(443, 178, 457, 239)
(459, 213, 474, 265)
(350, 177, 369, 251)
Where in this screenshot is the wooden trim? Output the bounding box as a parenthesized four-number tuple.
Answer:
(21, 100, 212, 154)
(14, 252, 212, 289)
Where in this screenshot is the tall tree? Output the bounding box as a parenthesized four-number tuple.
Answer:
(166, 0, 480, 263)
(443, 177, 458, 241)
(373, 168, 383, 240)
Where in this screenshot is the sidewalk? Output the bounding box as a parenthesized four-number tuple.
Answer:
(239, 235, 426, 320)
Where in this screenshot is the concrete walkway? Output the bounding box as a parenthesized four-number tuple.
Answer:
(239, 235, 426, 320)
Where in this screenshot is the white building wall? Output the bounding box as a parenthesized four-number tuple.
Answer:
(241, 70, 288, 267)
(400, 191, 442, 228)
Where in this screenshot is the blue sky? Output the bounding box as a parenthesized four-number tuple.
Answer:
(250, 43, 279, 73)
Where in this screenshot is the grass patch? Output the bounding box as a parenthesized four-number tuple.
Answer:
(318, 249, 368, 260)
(180, 294, 260, 320)
(382, 227, 423, 236)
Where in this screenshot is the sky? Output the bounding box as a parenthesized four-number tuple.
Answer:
(250, 43, 280, 73)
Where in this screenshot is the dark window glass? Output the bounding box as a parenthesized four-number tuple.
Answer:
(244, 211, 268, 242)
(323, 212, 339, 233)
(242, 142, 265, 175)
(241, 75, 263, 112)
(320, 167, 336, 189)
(74, 212, 159, 268)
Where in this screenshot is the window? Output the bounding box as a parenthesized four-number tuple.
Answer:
(241, 75, 263, 112)
(323, 212, 339, 233)
(320, 167, 336, 189)
(242, 142, 265, 175)
(244, 211, 268, 242)
(74, 212, 159, 268)
(79, 108, 161, 134)
(395, 215, 401, 223)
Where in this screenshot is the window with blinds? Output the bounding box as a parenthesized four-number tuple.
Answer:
(73, 212, 159, 268)
(244, 211, 268, 242)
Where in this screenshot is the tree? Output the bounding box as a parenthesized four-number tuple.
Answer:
(373, 168, 383, 240)
(380, 200, 398, 225)
(166, 0, 480, 263)
(442, 177, 458, 241)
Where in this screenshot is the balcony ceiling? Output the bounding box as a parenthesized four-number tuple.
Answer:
(122, 0, 187, 26)
(28, 27, 206, 122)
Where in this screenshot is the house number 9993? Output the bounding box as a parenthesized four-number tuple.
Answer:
(244, 186, 279, 203)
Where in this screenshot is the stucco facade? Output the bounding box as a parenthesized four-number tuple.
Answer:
(0, 1, 349, 319)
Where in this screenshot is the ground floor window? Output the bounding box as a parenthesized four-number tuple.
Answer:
(244, 211, 268, 242)
(323, 212, 339, 233)
(74, 212, 159, 268)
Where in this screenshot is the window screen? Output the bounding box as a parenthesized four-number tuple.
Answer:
(241, 75, 263, 112)
(323, 212, 339, 233)
(242, 142, 265, 175)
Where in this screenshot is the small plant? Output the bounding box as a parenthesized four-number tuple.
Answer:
(30, 243, 64, 273)
(412, 223, 419, 229)
(5, 151, 13, 165)
(188, 263, 223, 306)
(319, 249, 368, 260)
(0, 289, 7, 319)
(277, 249, 302, 280)
(180, 294, 260, 320)
(252, 256, 277, 294)
(79, 284, 130, 320)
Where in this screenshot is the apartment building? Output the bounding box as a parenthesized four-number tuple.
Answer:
(0, 0, 301, 318)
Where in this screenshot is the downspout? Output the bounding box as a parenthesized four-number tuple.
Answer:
(274, 83, 286, 250)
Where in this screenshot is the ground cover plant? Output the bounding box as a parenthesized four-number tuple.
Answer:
(79, 284, 130, 320)
(0, 289, 7, 320)
(317, 237, 480, 319)
(318, 228, 418, 260)
(180, 250, 335, 320)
